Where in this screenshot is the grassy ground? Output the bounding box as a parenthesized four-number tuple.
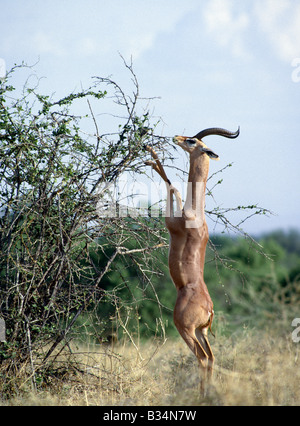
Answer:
(2, 324, 299, 406)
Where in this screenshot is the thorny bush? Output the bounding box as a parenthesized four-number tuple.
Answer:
(0, 62, 170, 395)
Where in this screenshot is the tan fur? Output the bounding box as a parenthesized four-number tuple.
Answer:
(145, 128, 239, 392)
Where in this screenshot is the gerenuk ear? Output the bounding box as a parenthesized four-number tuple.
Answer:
(201, 147, 220, 160)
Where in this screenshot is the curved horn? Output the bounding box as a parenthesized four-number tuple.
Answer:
(193, 126, 240, 140)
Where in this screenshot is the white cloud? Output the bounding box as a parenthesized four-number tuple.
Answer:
(32, 31, 66, 56)
(127, 33, 157, 60)
(1, 0, 198, 62)
(203, 0, 251, 60)
(71, 2, 196, 61)
(254, 0, 300, 62)
(77, 37, 98, 56)
(202, 0, 300, 63)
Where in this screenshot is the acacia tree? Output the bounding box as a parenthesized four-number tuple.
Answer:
(0, 62, 170, 393)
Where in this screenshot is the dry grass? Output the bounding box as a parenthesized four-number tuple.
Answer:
(2, 326, 299, 406)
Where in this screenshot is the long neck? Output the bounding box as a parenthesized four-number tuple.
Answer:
(185, 153, 209, 215)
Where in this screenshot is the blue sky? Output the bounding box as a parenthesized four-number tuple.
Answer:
(1, 0, 300, 234)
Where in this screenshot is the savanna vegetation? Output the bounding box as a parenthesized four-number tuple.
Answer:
(0, 63, 299, 406)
